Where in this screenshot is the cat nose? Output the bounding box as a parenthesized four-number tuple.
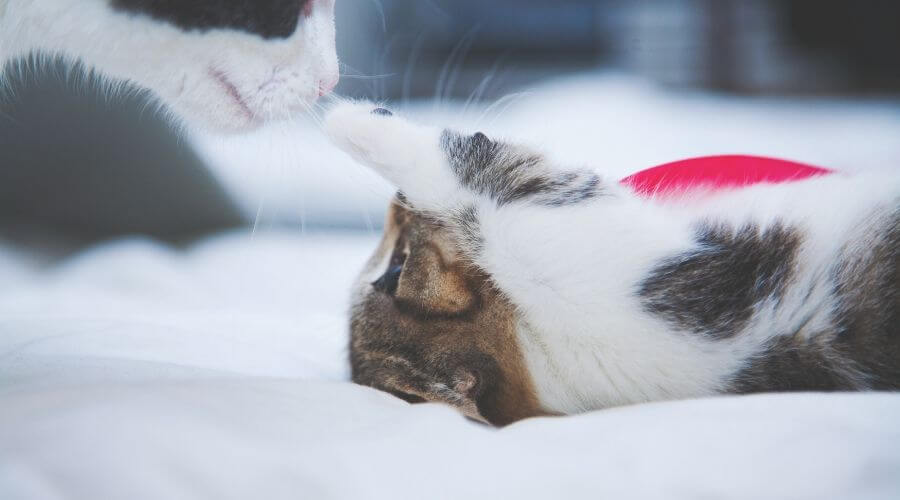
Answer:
(318, 75, 339, 97)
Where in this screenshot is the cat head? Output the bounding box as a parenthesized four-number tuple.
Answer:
(349, 197, 546, 426)
(1, 0, 339, 132)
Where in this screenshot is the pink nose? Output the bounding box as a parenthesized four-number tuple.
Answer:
(318, 75, 339, 96)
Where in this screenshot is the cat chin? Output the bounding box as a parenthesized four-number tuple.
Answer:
(1, 0, 339, 133)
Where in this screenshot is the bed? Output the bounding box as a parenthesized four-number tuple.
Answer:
(2, 74, 900, 499)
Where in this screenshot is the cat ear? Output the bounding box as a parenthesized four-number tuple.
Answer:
(472, 131, 491, 145)
(373, 361, 487, 423)
(419, 365, 491, 424)
(443, 354, 503, 425)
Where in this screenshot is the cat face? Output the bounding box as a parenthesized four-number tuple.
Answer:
(349, 198, 546, 426)
(1, 0, 339, 132)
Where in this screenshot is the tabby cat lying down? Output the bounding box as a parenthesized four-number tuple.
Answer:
(326, 102, 900, 426)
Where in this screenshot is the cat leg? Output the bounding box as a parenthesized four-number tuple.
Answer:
(325, 101, 467, 211)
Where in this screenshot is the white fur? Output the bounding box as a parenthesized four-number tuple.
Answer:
(0, 0, 338, 132)
(326, 101, 900, 414)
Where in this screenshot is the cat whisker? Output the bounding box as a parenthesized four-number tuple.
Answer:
(297, 101, 326, 129)
(462, 53, 510, 116)
(339, 73, 397, 80)
(338, 61, 396, 81)
(251, 190, 266, 239)
(401, 31, 427, 106)
(475, 90, 533, 128)
(434, 25, 480, 112)
(442, 26, 479, 103)
(374, 34, 403, 101)
(368, 0, 388, 33)
(338, 61, 367, 77)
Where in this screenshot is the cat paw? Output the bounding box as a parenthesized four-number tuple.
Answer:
(324, 101, 446, 190)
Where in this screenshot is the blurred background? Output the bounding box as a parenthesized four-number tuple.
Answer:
(3, 0, 900, 242)
(336, 0, 900, 98)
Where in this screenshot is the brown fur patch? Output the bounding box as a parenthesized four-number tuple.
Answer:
(349, 199, 545, 426)
(394, 239, 476, 315)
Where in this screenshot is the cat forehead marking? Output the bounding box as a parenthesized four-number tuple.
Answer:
(110, 0, 311, 40)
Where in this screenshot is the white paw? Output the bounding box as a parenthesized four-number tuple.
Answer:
(324, 101, 391, 164)
(324, 100, 445, 189)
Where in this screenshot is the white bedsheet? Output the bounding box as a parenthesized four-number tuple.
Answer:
(2, 232, 899, 500)
(3, 74, 900, 499)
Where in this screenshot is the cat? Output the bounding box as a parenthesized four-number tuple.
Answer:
(0, 0, 339, 132)
(0, 0, 340, 238)
(325, 101, 900, 426)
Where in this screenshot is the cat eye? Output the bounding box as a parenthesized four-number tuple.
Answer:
(372, 251, 407, 295)
(388, 390, 425, 404)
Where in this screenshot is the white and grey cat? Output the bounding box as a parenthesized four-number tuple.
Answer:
(0, 0, 339, 132)
(327, 101, 900, 426)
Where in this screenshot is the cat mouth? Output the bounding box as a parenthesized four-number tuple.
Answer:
(208, 68, 331, 127)
(208, 68, 259, 125)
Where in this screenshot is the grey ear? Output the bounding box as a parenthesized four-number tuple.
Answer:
(473, 132, 491, 145)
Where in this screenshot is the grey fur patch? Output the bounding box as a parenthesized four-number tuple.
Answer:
(451, 205, 484, 258)
(829, 208, 900, 388)
(639, 221, 802, 340)
(733, 208, 900, 392)
(440, 130, 603, 207)
(730, 333, 865, 392)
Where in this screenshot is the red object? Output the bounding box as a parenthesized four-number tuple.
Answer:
(621, 155, 835, 198)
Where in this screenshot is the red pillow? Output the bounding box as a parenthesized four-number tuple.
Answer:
(620, 155, 835, 198)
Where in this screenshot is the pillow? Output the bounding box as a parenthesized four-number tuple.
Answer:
(621, 155, 835, 197)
